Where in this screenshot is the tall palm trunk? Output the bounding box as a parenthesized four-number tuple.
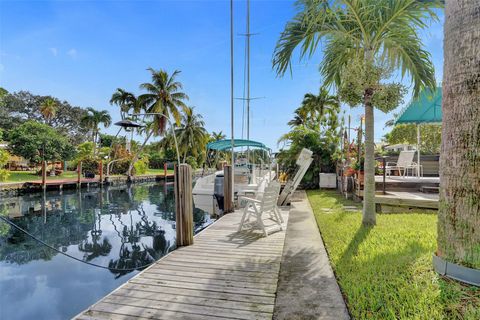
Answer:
(437, 0, 480, 268)
(362, 88, 376, 225)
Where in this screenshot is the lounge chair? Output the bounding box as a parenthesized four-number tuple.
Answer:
(238, 181, 283, 236)
(385, 150, 416, 177)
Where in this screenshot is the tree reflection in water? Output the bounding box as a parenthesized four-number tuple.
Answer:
(0, 182, 212, 278)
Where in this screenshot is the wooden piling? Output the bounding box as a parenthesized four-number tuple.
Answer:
(77, 161, 82, 187)
(223, 165, 233, 213)
(164, 162, 168, 177)
(98, 160, 103, 183)
(41, 161, 47, 190)
(174, 163, 194, 247)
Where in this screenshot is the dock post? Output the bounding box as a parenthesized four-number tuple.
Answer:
(223, 165, 233, 213)
(77, 161, 82, 188)
(164, 162, 168, 178)
(41, 161, 47, 190)
(98, 160, 103, 184)
(174, 163, 194, 246)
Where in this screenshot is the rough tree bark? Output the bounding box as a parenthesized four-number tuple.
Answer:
(362, 88, 376, 225)
(438, 0, 480, 268)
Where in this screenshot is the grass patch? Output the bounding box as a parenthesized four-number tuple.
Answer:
(307, 190, 480, 320)
(144, 168, 174, 175)
(4, 171, 78, 183)
(1, 169, 175, 183)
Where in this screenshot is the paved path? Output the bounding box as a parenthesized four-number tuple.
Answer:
(75, 207, 289, 320)
(274, 191, 350, 320)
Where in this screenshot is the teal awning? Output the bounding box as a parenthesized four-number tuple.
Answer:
(395, 87, 442, 124)
(207, 139, 268, 151)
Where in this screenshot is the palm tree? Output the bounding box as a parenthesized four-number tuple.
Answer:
(138, 68, 189, 135)
(80, 108, 112, 157)
(110, 88, 140, 119)
(177, 107, 207, 163)
(300, 88, 339, 119)
(211, 131, 226, 141)
(126, 69, 189, 176)
(438, 0, 480, 269)
(273, 0, 440, 225)
(287, 108, 308, 128)
(39, 98, 58, 124)
(110, 89, 142, 153)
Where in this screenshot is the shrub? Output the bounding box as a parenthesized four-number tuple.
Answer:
(109, 159, 130, 175)
(133, 158, 148, 175)
(80, 158, 99, 176)
(185, 156, 198, 170)
(0, 149, 9, 168)
(0, 169, 10, 182)
(148, 152, 166, 169)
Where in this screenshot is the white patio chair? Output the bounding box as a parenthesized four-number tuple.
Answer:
(237, 181, 283, 236)
(385, 150, 416, 177)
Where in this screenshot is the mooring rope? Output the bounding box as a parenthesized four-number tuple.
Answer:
(0, 216, 157, 272)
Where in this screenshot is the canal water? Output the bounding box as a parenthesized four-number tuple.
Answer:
(0, 182, 214, 320)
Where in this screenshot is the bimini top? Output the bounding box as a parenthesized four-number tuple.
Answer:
(395, 87, 442, 124)
(207, 139, 268, 151)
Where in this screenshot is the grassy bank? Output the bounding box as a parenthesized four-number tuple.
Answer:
(2, 169, 175, 184)
(4, 171, 78, 183)
(307, 190, 479, 320)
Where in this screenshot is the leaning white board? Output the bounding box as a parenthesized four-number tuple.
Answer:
(278, 148, 313, 206)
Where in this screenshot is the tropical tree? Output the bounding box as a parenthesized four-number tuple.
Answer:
(273, 0, 440, 225)
(211, 131, 226, 141)
(110, 88, 140, 119)
(39, 98, 58, 124)
(177, 107, 207, 163)
(126, 69, 189, 176)
(287, 108, 309, 128)
(299, 88, 339, 119)
(80, 107, 112, 157)
(438, 0, 480, 269)
(384, 123, 441, 154)
(7, 121, 76, 164)
(138, 68, 189, 134)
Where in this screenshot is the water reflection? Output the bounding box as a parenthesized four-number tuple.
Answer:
(0, 182, 213, 320)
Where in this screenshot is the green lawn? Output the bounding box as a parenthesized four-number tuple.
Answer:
(307, 190, 480, 320)
(144, 168, 174, 175)
(2, 169, 176, 183)
(4, 171, 78, 183)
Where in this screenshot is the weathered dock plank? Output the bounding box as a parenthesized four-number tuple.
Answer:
(75, 208, 289, 320)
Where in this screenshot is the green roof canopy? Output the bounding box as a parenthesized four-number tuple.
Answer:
(207, 139, 268, 151)
(395, 87, 442, 124)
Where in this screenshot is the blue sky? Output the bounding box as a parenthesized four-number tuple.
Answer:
(0, 0, 444, 151)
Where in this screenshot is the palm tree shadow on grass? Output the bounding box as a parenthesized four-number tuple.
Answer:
(338, 225, 374, 267)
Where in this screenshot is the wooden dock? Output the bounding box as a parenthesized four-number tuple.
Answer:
(75, 208, 289, 320)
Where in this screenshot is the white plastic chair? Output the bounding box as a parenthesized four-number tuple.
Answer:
(237, 181, 283, 236)
(385, 150, 416, 177)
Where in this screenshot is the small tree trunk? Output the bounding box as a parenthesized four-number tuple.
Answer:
(92, 130, 97, 157)
(438, 0, 480, 268)
(362, 89, 376, 225)
(127, 130, 154, 176)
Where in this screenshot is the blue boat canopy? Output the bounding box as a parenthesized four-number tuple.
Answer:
(395, 87, 442, 124)
(207, 139, 268, 151)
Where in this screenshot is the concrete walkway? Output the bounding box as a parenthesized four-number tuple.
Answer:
(274, 191, 350, 320)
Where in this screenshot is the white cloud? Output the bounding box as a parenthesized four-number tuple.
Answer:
(49, 47, 58, 56)
(67, 48, 77, 59)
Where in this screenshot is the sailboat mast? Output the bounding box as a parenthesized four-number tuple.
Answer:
(230, 0, 235, 201)
(246, 0, 250, 142)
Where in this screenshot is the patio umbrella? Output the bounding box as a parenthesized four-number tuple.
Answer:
(395, 87, 442, 176)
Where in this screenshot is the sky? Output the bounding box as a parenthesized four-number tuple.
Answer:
(0, 0, 444, 151)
